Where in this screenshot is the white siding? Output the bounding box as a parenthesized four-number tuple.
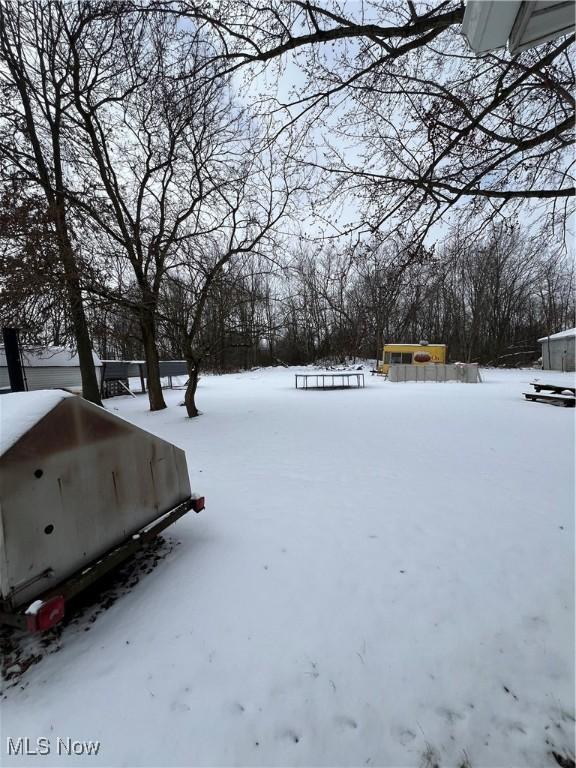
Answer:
(0, 366, 84, 391)
(541, 337, 576, 372)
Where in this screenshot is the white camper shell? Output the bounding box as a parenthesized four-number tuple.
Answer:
(0, 391, 203, 630)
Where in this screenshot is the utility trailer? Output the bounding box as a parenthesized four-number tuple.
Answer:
(523, 381, 575, 408)
(0, 390, 204, 632)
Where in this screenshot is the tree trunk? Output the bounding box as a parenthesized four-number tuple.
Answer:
(140, 311, 166, 411)
(184, 362, 200, 418)
(54, 209, 102, 406)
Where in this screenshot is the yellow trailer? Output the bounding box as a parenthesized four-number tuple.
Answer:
(378, 342, 447, 375)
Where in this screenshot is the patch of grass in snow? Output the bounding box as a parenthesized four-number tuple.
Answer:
(551, 752, 576, 768)
(415, 723, 575, 768)
(0, 536, 177, 692)
(420, 742, 442, 768)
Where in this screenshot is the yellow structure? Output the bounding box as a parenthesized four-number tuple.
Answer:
(378, 342, 447, 374)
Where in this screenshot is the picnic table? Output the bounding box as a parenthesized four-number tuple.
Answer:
(524, 381, 575, 407)
(529, 382, 575, 395)
(295, 373, 365, 390)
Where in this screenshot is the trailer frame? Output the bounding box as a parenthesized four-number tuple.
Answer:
(0, 495, 204, 632)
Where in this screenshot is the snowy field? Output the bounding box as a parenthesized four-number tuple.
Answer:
(2, 366, 574, 768)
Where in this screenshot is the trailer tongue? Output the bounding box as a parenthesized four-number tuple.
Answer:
(0, 391, 204, 632)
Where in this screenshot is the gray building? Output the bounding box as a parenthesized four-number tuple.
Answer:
(0, 346, 102, 393)
(538, 329, 575, 372)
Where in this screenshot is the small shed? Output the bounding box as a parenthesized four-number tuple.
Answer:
(0, 346, 102, 393)
(538, 329, 575, 372)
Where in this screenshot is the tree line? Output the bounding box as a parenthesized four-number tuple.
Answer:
(4, 216, 573, 370)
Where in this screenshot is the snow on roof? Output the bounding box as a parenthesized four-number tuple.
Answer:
(0, 346, 102, 368)
(537, 328, 576, 343)
(384, 343, 446, 348)
(0, 389, 74, 456)
(101, 360, 146, 365)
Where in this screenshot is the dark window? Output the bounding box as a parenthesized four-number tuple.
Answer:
(390, 352, 403, 364)
(384, 352, 391, 363)
(401, 353, 413, 364)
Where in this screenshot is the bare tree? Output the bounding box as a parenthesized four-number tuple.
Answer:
(160, 140, 302, 416)
(0, 0, 102, 404)
(60, 8, 226, 410)
(29, 3, 253, 411)
(161, 1, 574, 242)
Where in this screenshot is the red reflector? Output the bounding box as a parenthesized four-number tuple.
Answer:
(191, 496, 205, 513)
(27, 596, 65, 632)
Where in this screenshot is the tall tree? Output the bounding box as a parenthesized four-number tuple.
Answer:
(160, 139, 302, 417)
(61, 6, 263, 411)
(0, 0, 102, 404)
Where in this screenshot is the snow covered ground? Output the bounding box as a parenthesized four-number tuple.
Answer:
(2, 366, 574, 767)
